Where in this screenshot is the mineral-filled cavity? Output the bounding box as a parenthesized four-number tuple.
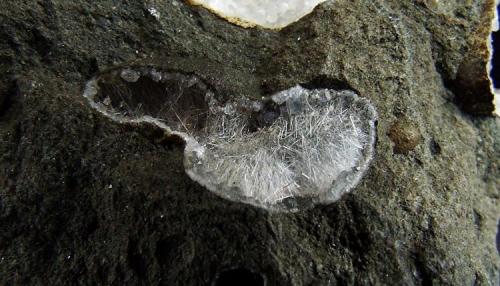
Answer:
(83, 67, 377, 212)
(187, 0, 328, 29)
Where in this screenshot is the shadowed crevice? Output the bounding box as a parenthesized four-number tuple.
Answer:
(214, 268, 265, 286)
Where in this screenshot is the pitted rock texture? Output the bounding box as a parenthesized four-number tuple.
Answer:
(0, 0, 498, 285)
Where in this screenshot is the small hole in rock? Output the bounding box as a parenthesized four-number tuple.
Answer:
(215, 268, 265, 286)
(472, 209, 482, 230)
(429, 139, 441, 155)
(155, 235, 184, 268)
(0, 80, 19, 117)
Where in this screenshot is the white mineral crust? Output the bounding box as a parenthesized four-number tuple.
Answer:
(187, 0, 328, 29)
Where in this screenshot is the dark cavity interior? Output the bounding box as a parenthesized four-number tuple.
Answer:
(214, 268, 265, 286)
(96, 70, 210, 133)
(249, 102, 281, 132)
(491, 5, 500, 88)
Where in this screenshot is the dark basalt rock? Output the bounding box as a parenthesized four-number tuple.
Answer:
(0, 0, 498, 285)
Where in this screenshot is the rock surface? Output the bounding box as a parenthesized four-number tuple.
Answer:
(0, 0, 498, 285)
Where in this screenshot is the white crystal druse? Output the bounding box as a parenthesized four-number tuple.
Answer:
(83, 68, 377, 212)
(187, 0, 328, 29)
(185, 86, 377, 211)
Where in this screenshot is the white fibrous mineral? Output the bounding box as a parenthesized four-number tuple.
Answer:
(83, 68, 377, 212)
(187, 0, 328, 29)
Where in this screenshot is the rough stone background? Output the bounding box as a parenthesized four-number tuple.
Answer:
(0, 0, 498, 285)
